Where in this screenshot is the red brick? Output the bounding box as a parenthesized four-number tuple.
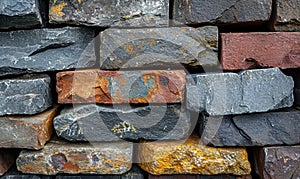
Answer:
(221, 32, 300, 70)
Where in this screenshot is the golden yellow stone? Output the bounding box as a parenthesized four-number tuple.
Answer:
(138, 135, 251, 175)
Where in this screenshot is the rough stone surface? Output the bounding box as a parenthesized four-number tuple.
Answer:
(148, 175, 252, 179)
(173, 0, 272, 25)
(274, 0, 300, 31)
(0, 74, 52, 116)
(54, 104, 190, 142)
(16, 139, 133, 175)
(0, 107, 58, 149)
(0, 150, 17, 176)
(100, 26, 218, 69)
(0, 0, 42, 29)
(138, 135, 251, 175)
(221, 32, 300, 70)
(187, 68, 294, 115)
(0, 27, 95, 77)
(49, 0, 168, 27)
(57, 70, 185, 104)
(253, 146, 300, 179)
(200, 109, 300, 146)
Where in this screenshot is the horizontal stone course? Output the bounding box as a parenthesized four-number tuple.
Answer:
(274, 0, 300, 31)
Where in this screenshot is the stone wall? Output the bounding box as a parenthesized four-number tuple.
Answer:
(0, 0, 299, 178)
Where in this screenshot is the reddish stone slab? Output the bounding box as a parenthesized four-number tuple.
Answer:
(0, 150, 17, 176)
(221, 32, 300, 70)
(56, 70, 185, 104)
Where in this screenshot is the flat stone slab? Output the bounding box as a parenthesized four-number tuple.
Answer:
(221, 32, 300, 70)
(100, 26, 218, 69)
(148, 175, 252, 179)
(49, 0, 168, 27)
(138, 135, 251, 175)
(0, 74, 52, 116)
(274, 0, 300, 31)
(0, 150, 17, 176)
(200, 109, 300, 146)
(253, 146, 300, 179)
(54, 104, 190, 142)
(57, 70, 185, 104)
(0, 107, 58, 149)
(187, 68, 294, 115)
(0, 27, 95, 77)
(0, 0, 42, 29)
(16, 139, 133, 175)
(173, 0, 272, 25)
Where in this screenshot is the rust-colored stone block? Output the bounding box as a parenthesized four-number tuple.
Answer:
(0, 107, 58, 150)
(138, 135, 251, 175)
(56, 70, 185, 104)
(221, 33, 300, 70)
(0, 150, 17, 176)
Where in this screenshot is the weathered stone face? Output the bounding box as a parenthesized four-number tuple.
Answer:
(173, 0, 272, 25)
(138, 135, 251, 175)
(0, 150, 17, 176)
(100, 26, 218, 69)
(16, 139, 133, 175)
(0, 0, 42, 29)
(49, 0, 169, 27)
(56, 70, 186, 104)
(253, 146, 300, 179)
(0, 27, 95, 77)
(274, 0, 300, 31)
(54, 104, 191, 142)
(187, 68, 294, 115)
(0, 74, 52, 116)
(221, 32, 300, 70)
(200, 109, 300, 146)
(0, 107, 58, 149)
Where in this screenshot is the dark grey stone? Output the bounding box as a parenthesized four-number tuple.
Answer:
(54, 104, 191, 142)
(0, 74, 52, 116)
(0, 27, 95, 77)
(100, 26, 218, 69)
(49, 0, 168, 27)
(173, 0, 272, 25)
(1, 165, 51, 179)
(0, 0, 42, 29)
(200, 109, 300, 146)
(295, 89, 300, 106)
(274, 0, 300, 31)
(187, 68, 294, 115)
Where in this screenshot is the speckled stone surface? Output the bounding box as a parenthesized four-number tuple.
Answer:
(274, 0, 300, 31)
(49, 0, 168, 27)
(56, 70, 186, 104)
(16, 139, 133, 175)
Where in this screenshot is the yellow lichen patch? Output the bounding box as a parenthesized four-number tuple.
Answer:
(124, 44, 134, 54)
(77, 0, 82, 4)
(111, 121, 137, 134)
(50, 2, 67, 19)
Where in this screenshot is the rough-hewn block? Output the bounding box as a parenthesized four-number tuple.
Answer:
(221, 32, 300, 70)
(274, 0, 300, 31)
(57, 70, 185, 104)
(49, 0, 168, 27)
(0, 107, 58, 149)
(138, 135, 251, 175)
(173, 0, 272, 25)
(148, 175, 252, 179)
(0, 74, 52, 116)
(100, 26, 218, 69)
(0, 0, 42, 29)
(0, 150, 17, 176)
(187, 68, 294, 115)
(200, 109, 300, 146)
(16, 139, 133, 175)
(54, 104, 190, 142)
(0, 27, 95, 77)
(253, 146, 300, 179)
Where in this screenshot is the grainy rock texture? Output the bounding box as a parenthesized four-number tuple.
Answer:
(56, 70, 185, 104)
(173, 0, 272, 25)
(0, 27, 95, 77)
(0, 0, 42, 29)
(221, 32, 300, 70)
(0, 74, 52, 116)
(187, 68, 294, 115)
(253, 146, 300, 179)
(138, 135, 251, 175)
(54, 104, 190, 141)
(0, 107, 58, 149)
(274, 0, 300, 31)
(100, 26, 218, 69)
(0, 150, 17, 176)
(148, 175, 252, 179)
(200, 110, 300, 146)
(49, 0, 168, 27)
(16, 139, 133, 175)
